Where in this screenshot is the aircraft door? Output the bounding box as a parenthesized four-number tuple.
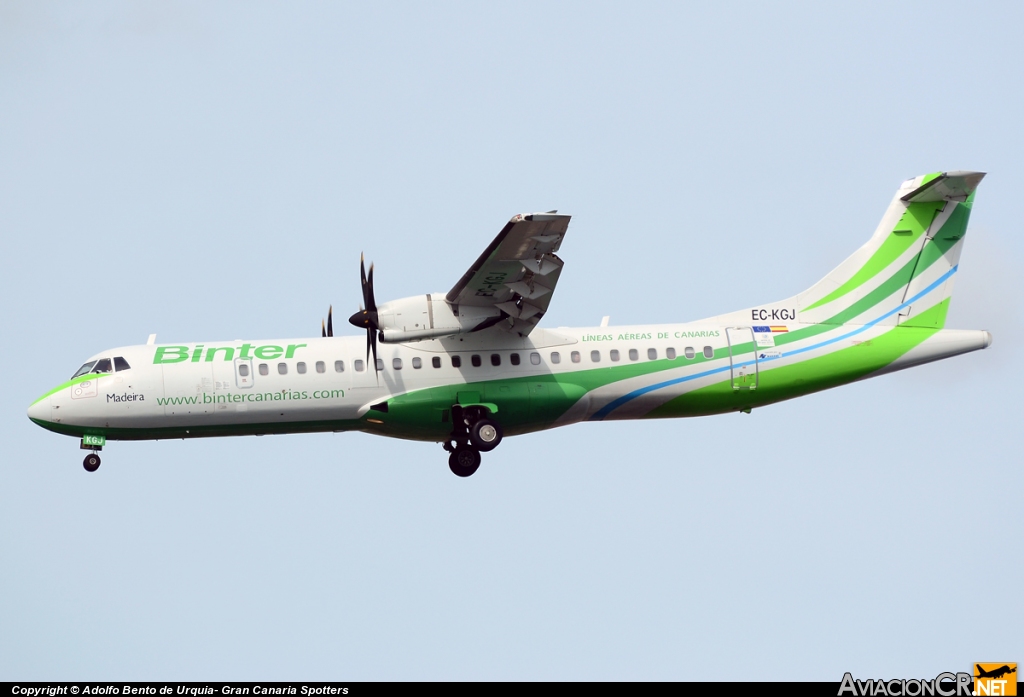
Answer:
(726, 327, 758, 391)
(234, 357, 254, 389)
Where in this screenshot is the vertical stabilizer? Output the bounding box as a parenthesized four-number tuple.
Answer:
(795, 171, 984, 328)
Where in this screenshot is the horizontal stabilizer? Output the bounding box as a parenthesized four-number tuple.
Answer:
(901, 171, 985, 202)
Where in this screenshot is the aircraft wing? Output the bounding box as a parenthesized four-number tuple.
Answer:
(446, 212, 572, 335)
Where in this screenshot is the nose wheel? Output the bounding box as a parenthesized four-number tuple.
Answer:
(83, 453, 101, 472)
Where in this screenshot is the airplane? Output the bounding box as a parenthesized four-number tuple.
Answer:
(28, 171, 992, 477)
(975, 665, 1016, 680)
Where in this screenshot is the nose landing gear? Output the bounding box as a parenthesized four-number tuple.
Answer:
(80, 435, 105, 473)
(83, 453, 101, 472)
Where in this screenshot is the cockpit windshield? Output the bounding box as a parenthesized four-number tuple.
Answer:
(114, 356, 131, 371)
(71, 361, 97, 379)
(71, 357, 117, 379)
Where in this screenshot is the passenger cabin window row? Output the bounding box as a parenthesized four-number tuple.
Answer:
(433, 346, 717, 367)
(72, 340, 719, 383)
(216, 343, 719, 380)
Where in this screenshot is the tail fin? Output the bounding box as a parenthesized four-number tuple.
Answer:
(797, 171, 984, 329)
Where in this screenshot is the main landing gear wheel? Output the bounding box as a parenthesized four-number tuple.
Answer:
(448, 446, 481, 477)
(469, 418, 503, 452)
(83, 453, 101, 472)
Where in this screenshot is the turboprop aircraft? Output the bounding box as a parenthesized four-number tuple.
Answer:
(28, 171, 992, 477)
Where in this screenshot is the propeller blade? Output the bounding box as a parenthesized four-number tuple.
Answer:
(354, 253, 380, 381)
(360, 253, 369, 309)
(349, 255, 379, 330)
(321, 319, 326, 338)
(327, 305, 333, 337)
(370, 329, 379, 381)
(366, 262, 376, 312)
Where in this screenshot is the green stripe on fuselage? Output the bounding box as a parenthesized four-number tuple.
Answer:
(646, 299, 949, 418)
(383, 345, 736, 438)
(30, 373, 107, 406)
(28, 416, 366, 441)
(805, 201, 945, 311)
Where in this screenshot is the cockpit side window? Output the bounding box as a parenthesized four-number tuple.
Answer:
(72, 361, 97, 379)
(114, 357, 131, 372)
(92, 358, 113, 374)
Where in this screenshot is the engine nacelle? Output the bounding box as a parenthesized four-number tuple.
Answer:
(377, 294, 502, 343)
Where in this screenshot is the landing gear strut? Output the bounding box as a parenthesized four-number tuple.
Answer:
(443, 406, 504, 477)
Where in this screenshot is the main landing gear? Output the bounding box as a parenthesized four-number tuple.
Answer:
(447, 445, 481, 477)
(443, 406, 503, 477)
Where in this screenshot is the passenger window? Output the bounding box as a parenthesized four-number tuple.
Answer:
(297, 362, 307, 374)
(648, 348, 658, 360)
(551, 351, 561, 364)
(412, 357, 422, 369)
(259, 363, 269, 376)
(114, 357, 131, 371)
(591, 350, 601, 363)
(278, 363, 288, 375)
(432, 356, 441, 368)
(72, 361, 97, 379)
(491, 354, 501, 366)
(629, 348, 639, 361)
(530, 352, 541, 365)
(684, 347, 695, 360)
(510, 353, 520, 366)
(452, 356, 462, 368)
(571, 351, 581, 363)
(666, 347, 676, 360)
(471, 354, 482, 367)
(610, 349, 620, 362)
(355, 359, 365, 372)
(703, 346, 714, 359)
(92, 358, 112, 374)
(376, 359, 384, 371)
(335, 360, 345, 372)
(393, 358, 403, 370)
(316, 361, 326, 373)
(238, 364, 250, 377)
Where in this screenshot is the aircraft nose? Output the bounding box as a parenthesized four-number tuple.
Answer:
(27, 396, 50, 424)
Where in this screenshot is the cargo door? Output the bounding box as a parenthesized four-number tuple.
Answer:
(726, 327, 758, 391)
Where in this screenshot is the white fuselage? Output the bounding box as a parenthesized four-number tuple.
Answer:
(30, 321, 990, 442)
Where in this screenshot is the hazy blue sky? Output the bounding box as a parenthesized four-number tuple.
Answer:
(2, 0, 1021, 680)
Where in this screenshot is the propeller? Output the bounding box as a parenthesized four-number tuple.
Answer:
(348, 254, 379, 376)
(321, 305, 334, 338)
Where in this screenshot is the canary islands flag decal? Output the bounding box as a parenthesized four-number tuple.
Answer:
(752, 325, 789, 348)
